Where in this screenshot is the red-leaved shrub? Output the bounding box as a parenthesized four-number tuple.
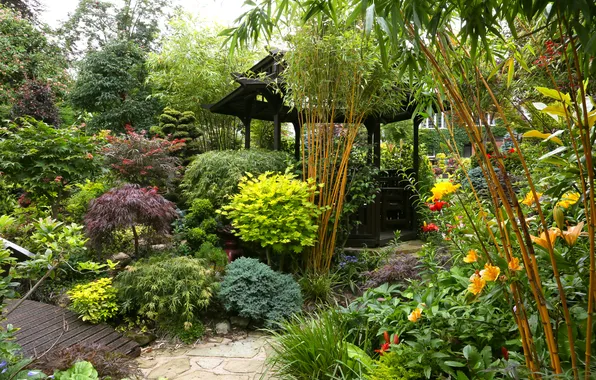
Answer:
(85, 184, 178, 255)
(102, 126, 184, 189)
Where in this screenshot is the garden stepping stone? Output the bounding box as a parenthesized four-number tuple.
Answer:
(138, 334, 274, 379)
(176, 371, 250, 380)
(196, 357, 224, 369)
(147, 357, 191, 379)
(223, 359, 267, 373)
(188, 340, 261, 358)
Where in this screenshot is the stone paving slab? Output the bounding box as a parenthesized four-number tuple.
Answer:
(138, 333, 274, 380)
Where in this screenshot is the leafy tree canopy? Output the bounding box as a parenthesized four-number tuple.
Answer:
(59, 0, 171, 57)
(0, 0, 41, 20)
(0, 5, 68, 115)
(147, 13, 257, 151)
(69, 39, 161, 132)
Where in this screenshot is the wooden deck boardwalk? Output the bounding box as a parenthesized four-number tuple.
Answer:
(3, 300, 140, 358)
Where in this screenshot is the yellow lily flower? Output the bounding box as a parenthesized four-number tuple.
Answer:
(408, 308, 422, 322)
(521, 192, 542, 207)
(468, 273, 486, 295)
(480, 263, 501, 282)
(508, 257, 522, 271)
(463, 249, 479, 263)
(429, 182, 460, 201)
(557, 192, 580, 209)
(562, 222, 584, 247)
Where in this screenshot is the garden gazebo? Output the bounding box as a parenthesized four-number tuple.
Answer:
(204, 51, 422, 246)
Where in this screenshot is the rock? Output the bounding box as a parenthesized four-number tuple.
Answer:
(126, 331, 157, 346)
(216, 321, 231, 335)
(110, 252, 132, 267)
(151, 244, 169, 251)
(230, 316, 250, 328)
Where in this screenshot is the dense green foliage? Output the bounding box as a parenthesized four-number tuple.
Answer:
(219, 258, 302, 327)
(151, 107, 201, 160)
(69, 40, 161, 132)
(0, 118, 102, 216)
(220, 172, 320, 255)
(114, 256, 217, 330)
(59, 0, 169, 56)
(180, 198, 219, 250)
(67, 277, 118, 324)
(0, 5, 68, 117)
(267, 309, 370, 379)
(182, 149, 293, 207)
(147, 15, 256, 151)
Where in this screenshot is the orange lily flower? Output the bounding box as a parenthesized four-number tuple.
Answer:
(530, 228, 560, 250)
(408, 308, 422, 322)
(562, 222, 584, 247)
(468, 273, 486, 295)
(480, 263, 501, 282)
(463, 249, 478, 263)
(508, 257, 522, 271)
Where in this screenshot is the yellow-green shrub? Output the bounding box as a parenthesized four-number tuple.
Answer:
(67, 278, 118, 324)
(219, 172, 321, 254)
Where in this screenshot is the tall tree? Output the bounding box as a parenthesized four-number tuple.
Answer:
(0, 4, 68, 118)
(147, 14, 256, 151)
(0, 0, 41, 20)
(69, 40, 161, 132)
(59, 0, 170, 57)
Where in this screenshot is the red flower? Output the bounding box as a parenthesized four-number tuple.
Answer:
(501, 346, 509, 360)
(374, 331, 399, 356)
(508, 148, 515, 154)
(487, 153, 492, 159)
(428, 200, 448, 212)
(422, 222, 439, 233)
(54, 176, 63, 183)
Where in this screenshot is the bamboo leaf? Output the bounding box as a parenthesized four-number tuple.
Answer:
(536, 87, 572, 105)
(506, 57, 514, 88)
(523, 130, 563, 145)
(539, 146, 568, 161)
(364, 4, 375, 35)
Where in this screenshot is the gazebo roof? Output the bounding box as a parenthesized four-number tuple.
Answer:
(203, 51, 417, 125)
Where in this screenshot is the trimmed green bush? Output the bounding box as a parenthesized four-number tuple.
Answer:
(219, 172, 321, 256)
(181, 150, 294, 207)
(219, 258, 302, 327)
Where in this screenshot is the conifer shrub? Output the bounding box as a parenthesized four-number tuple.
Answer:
(219, 257, 302, 327)
(114, 256, 217, 333)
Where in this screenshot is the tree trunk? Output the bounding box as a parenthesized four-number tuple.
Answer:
(132, 224, 139, 256)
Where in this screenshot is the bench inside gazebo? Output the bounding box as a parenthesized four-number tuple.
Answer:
(204, 51, 422, 247)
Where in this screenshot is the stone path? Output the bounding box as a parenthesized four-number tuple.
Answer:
(137, 332, 274, 379)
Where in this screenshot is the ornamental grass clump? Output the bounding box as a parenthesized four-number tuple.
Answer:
(219, 172, 321, 266)
(219, 258, 302, 327)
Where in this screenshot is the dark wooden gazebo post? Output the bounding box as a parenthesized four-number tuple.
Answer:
(241, 116, 252, 149)
(273, 113, 281, 151)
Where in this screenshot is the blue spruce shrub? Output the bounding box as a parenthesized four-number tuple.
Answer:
(219, 258, 302, 327)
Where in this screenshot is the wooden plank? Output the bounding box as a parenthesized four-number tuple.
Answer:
(15, 313, 79, 341)
(4, 300, 139, 358)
